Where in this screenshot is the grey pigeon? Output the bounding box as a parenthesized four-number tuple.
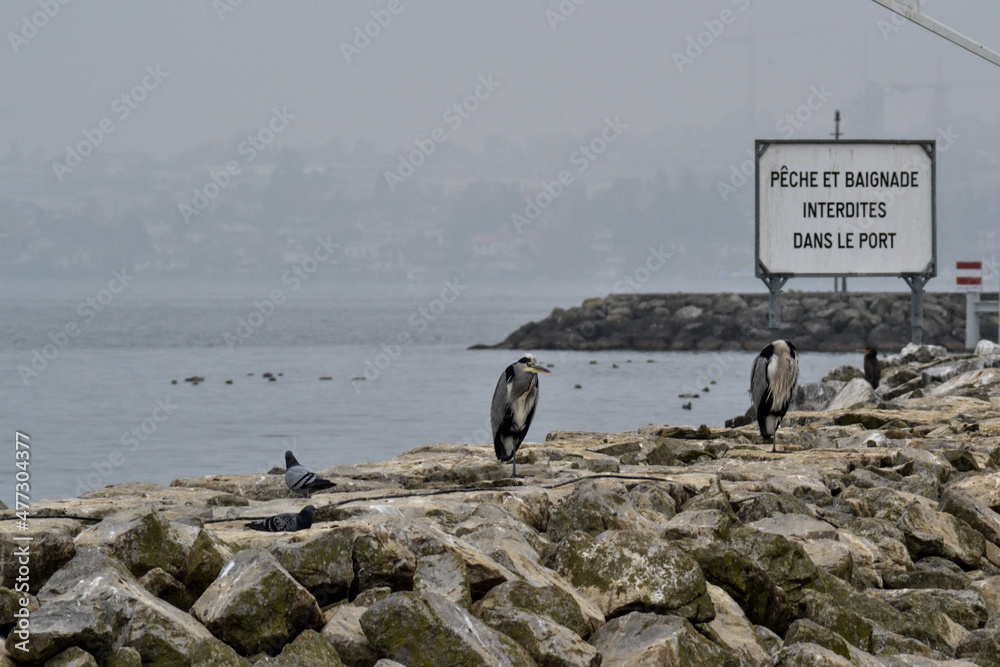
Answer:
(245, 505, 316, 532)
(284, 450, 336, 498)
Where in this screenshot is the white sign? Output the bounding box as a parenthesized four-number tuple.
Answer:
(756, 141, 935, 276)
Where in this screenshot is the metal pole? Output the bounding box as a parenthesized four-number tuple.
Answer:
(966, 292, 980, 349)
(903, 275, 927, 345)
(761, 275, 789, 335)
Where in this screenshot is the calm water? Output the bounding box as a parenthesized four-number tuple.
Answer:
(1, 279, 855, 501)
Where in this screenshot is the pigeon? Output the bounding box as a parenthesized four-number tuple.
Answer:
(245, 505, 316, 532)
(284, 450, 336, 498)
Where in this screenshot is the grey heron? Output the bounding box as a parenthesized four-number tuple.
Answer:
(285, 450, 336, 498)
(750, 340, 799, 453)
(491, 354, 550, 477)
(864, 348, 880, 390)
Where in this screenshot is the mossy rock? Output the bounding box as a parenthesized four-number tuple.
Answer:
(360, 591, 535, 667)
(351, 527, 417, 595)
(728, 527, 819, 604)
(588, 612, 741, 666)
(687, 542, 794, 635)
(823, 365, 864, 382)
(43, 646, 99, 667)
(184, 529, 235, 596)
(76, 510, 190, 579)
(261, 629, 345, 666)
(190, 548, 323, 657)
(472, 580, 596, 639)
(833, 412, 889, 429)
(784, 618, 851, 659)
(548, 530, 713, 622)
(478, 607, 601, 667)
(271, 526, 356, 606)
(547, 479, 639, 540)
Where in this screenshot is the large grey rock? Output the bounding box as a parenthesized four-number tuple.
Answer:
(191, 547, 323, 656)
(351, 524, 417, 593)
(269, 524, 357, 605)
(547, 479, 653, 540)
(769, 642, 853, 666)
(41, 647, 98, 667)
(183, 528, 235, 597)
(0, 519, 78, 594)
(827, 378, 879, 411)
(463, 524, 605, 636)
(588, 612, 740, 666)
(479, 606, 601, 667)
(252, 629, 345, 666)
(688, 542, 794, 635)
(413, 551, 471, 608)
(549, 530, 713, 622)
(700, 583, 770, 667)
(360, 591, 535, 667)
(74, 509, 195, 579)
(472, 580, 598, 640)
(321, 605, 379, 667)
(10, 546, 221, 664)
(728, 526, 819, 605)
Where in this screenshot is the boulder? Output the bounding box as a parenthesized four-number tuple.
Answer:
(472, 580, 598, 640)
(546, 479, 653, 540)
(191, 547, 323, 656)
(826, 378, 879, 411)
(784, 618, 852, 659)
(414, 552, 471, 608)
(728, 527, 819, 604)
(688, 542, 794, 634)
(587, 612, 740, 666)
(270, 524, 357, 605)
(769, 642, 853, 666)
(478, 606, 601, 667)
(12, 546, 222, 664)
(548, 530, 713, 621)
(183, 528, 235, 596)
(41, 647, 99, 667)
(252, 629, 345, 666)
(700, 583, 771, 667)
(351, 524, 417, 594)
(0, 519, 78, 594)
(74, 509, 195, 579)
(360, 591, 536, 667)
(321, 605, 379, 667)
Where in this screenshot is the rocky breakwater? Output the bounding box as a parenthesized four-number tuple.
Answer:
(477, 291, 999, 352)
(4, 342, 1000, 665)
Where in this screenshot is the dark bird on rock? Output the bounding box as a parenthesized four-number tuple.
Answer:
(285, 451, 336, 498)
(491, 354, 550, 478)
(750, 340, 799, 453)
(864, 348, 880, 390)
(245, 505, 316, 532)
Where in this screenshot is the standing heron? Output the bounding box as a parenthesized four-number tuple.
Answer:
(750, 340, 799, 453)
(864, 348, 880, 390)
(491, 354, 550, 478)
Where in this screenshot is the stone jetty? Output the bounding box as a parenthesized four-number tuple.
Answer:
(3, 342, 1000, 665)
(476, 291, 1000, 352)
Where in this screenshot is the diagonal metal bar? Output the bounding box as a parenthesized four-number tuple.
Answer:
(871, 0, 1000, 68)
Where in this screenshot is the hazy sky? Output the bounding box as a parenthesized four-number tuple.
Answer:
(4, 0, 1000, 161)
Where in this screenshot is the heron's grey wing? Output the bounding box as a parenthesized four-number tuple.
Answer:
(750, 354, 768, 410)
(490, 370, 511, 436)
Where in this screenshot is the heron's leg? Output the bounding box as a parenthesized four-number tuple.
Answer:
(771, 433, 778, 454)
(511, 456, 517, 478)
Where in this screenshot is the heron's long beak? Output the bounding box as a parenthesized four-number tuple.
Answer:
(526, 364, 551, 374)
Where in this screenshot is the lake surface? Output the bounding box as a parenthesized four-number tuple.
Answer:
(1, 279, 856, 501)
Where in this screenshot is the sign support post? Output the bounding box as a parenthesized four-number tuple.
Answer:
(902, 274, 928, 345)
